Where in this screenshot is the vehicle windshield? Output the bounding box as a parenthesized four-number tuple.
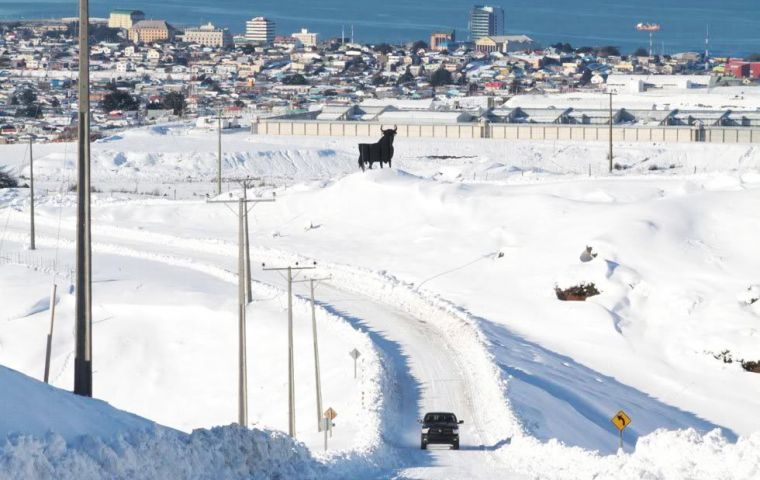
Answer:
(424, 413, 456, 423)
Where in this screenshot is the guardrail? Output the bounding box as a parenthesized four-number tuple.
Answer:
(255, 120, 760, 144)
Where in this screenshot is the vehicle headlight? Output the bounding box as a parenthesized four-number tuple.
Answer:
(452, 428, 459, 434)
(421, 427, 430, 434)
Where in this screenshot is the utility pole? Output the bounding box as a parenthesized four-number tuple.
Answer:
(608, 92, 614, 173)
(208, 195, 275, 426)
(217, 111, 222, 195)
(28, 136, 35, 250)
(43, 283, 57, 383)
(293, 276, 331, 431)
(74, 0, 93, 398)
(225, 177, 270, 303)
(262, 262, 317, 438)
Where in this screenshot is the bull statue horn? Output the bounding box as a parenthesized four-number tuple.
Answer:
(393, 125, 398, 132)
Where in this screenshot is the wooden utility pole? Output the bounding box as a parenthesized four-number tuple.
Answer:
(225, 177, 268, 303)
(217, 112, 222, 195)
(608, 92, 614, 173)
(74, 0, 93, 398)
(293, 276, 331, 431)
(208, 196, 275, 426)
(262, 262, 317, 437)
(43, 283, 57, 383)
(29, 136, 35, 250)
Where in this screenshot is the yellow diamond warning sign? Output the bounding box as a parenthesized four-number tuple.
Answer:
(611, 410, 632, 431)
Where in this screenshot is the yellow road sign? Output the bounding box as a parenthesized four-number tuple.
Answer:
(611, 410, 632, 431)
(324, 407, 338, 420)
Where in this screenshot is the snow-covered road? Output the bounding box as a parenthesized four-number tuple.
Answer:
(1, 216, 522, 477)
(278, 281, 521, 479)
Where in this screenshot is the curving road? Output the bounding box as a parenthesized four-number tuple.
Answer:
(1, 213, 520, 478)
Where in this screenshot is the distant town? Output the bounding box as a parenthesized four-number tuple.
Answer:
(1, 5, 759, 143)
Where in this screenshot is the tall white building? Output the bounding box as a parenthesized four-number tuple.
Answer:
(469, 5, 504, 42)
(292, 28, 319, 47)
(245, 17, 275, 44)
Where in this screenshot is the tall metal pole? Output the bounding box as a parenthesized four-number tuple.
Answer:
(310, 279, 323, 432)
(29, 136, 35, 250)
(74, 0, 93, 398)
(217, 113, 222, 195)
(608, 92, 613, 173)
(238, 198, 248, 426)
(243, 184, 252, 303)
(287, 266, 295, 437)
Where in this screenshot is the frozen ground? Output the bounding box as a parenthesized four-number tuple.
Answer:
(1, 123, 760, 479)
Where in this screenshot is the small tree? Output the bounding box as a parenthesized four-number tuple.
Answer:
(633, 47, 649, 57)
(18, 88, 37, 105)
(0, 167, 18, 188)
(162, 91, 187, 116)
(102, 90, 139, 112)
(430, 68, 453, 86)
(374, 43, 393, 54)
(371, 74, 386, 86)
(411, 40, 428, 52)
(598, 45, 621, 57)
(397, 66, 414, 85)
(282, 73, 308, 85)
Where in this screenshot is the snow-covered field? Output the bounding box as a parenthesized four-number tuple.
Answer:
(2, 123, 760, 479)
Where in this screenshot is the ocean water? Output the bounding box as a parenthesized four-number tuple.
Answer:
(1, 0, 759, 56)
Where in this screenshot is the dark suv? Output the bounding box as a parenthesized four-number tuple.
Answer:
(419, 412, 463, 450)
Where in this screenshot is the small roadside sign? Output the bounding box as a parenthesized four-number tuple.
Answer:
(349, 349, 361, 379)
(611, 410, 632, 431)
(324, 407, 338, 420)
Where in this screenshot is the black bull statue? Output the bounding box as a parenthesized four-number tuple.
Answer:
(358, 125, 397, 171)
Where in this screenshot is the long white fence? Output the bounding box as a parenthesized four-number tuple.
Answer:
(256, 120, 760, 144)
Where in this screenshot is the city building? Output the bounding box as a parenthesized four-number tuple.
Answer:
(183, 23, 233, 47)
(245, 17, 275, 44)
(469, 5, 504, 42)
(475, 35, 533, 53)
(292, 28, 319, 47)
(430, 31, 455, 52)
(108, 10, 145, 30)
(129, 20, 173, 44)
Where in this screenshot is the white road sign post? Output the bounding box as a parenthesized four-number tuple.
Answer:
(349, 348, 361, 379)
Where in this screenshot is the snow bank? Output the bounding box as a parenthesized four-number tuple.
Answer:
(0, 426, 324, 480)
(504, 428, 760, 480)
(0, 366, 327, 480)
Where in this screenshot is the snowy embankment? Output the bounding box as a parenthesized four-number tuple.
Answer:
(2, 122, 760, 478)
(0, 366, 325, 480)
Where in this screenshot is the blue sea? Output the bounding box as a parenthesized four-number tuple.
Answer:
(1, 0, 759, 56)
